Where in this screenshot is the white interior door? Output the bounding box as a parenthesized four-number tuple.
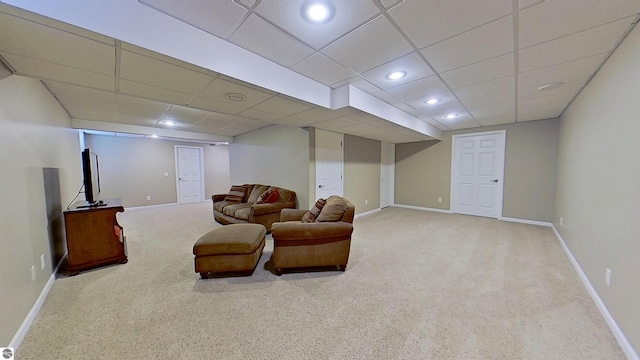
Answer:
(451, 130, 505, 218)
(381, 141, 395, 208)
(175, 146, 204, 204)
(315, 129, 343, 201)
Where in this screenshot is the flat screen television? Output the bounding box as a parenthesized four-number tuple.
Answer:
(80, 148, 107, 207)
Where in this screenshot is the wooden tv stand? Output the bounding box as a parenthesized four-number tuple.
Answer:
(64, 198, 127, 275)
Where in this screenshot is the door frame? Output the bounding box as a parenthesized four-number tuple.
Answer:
(174, 145, 205, 204)
(450, 130, 506, 219)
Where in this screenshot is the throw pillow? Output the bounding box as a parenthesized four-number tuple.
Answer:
(301, 198, 326, 223)
(224, 185, 247, 203)
(316, 196, 348, 222)
(255, 188, 279, 204)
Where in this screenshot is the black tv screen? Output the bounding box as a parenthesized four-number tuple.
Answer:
(81, 148, 101, 205)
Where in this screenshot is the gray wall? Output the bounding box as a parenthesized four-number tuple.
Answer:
(396, 118, 559, 222)
(85, 134, 231, 207)
(230, 125, 311, 210)
(344, 134, 381, 213)
(0, 76, 81, 346)
(555, 23, 640, 354)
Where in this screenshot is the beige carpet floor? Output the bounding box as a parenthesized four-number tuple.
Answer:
(16, 202, 624, 359)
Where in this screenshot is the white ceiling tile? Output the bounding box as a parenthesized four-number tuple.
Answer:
(322, 16, 414, 73)
(120, 43, 216, 75)
(193, 116, 236, 130)
(518, 103, 567, 121)
(518, 17, 635, 72)
(4, 53, 115, 91)
(189, 96, 249, 115)
(229, 14, 315, 67)
(163, 105, 213, 124)
(119, 79, 194, 105)
(422, 16, 514, 73)
(519, 77, 589, 101)
(440, 53, 514, 89)
(519, 0, 640, 48)
(388, 0, 512, 48)
(406, 91, 459, 115)
(423, 102, 477, 126)
(198, 77, 275, 108)
(254, 0, 380, 49)
(236, 108, 284, 122)
(283, 106, 357, 124)
(445, 117, 484, 130)
(66, 104, 117, 122)
(462, 91, 514, 109)
(0, 13, 115, 75)
(119, 50, 213, 95)
(313, 117, 361, 130)
(291, 53, 355, 86)
(467, 102, 516, 126)
(140, 0, 248, 39)
(386, 76, 449, 101)
(453, 76, 514, 100)
(518, 54, 607, 88)
(251, 95, 313, 116)
(115, 112, 159, 128)
(360, 52, 435, 90)
(273, 116, 319, 127)
(117, 94, 170, 119)
(45, 81, 116, 111)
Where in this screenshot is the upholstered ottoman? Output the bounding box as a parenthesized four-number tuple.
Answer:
(193, 224, 266, 278)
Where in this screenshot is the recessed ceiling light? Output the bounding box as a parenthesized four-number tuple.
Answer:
(162, 120, 176, 126)
(385, 71, 407, 80)
(301, 0, 335, 24)
(425, 98, 441, 105)
(150, 135, 158, 138)
(444, 113, 458, 120)
(226, 93, 245, 101)
(538, 83, 563, 91)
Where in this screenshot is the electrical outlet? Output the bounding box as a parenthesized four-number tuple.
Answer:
(31, 266, 36, 281)
(605, 268, 612, 287)
(164, 172, 169, 177)
(40, 254, 45, 270)
(365, 199, 368, 205)
(437, 197, 442, 203)
(560, 217, 564, 226)
(146, 195, 151, 201)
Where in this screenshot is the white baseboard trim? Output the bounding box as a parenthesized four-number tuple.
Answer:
(10, 272, 56, 349)
(355, 208, 381, 219)
(126, 202, 179, 211)
(393, 204, 453, 214)
(500, 216, 552, 227)
(551, 225, 639, 360)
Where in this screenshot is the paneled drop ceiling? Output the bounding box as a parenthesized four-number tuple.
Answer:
(0, 1, 639, 144)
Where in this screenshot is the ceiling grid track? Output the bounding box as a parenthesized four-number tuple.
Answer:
(512, 0, 520, 123)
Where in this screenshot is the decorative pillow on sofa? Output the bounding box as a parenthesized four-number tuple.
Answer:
(224, 185, 247, 203)
(316, 196, 348, 222)
(301, 198, 326, 223)
(255, 188, 279, 204)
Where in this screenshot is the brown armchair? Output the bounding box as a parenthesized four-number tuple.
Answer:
(270, 196, 355, 276)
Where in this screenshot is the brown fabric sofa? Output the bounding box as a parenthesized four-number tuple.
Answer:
(270, 196, 355, 275)
(212, 184, 297, 232)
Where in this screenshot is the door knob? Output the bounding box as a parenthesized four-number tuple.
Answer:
(318, 184, 325, 188)
(491, 179, 499, 183)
